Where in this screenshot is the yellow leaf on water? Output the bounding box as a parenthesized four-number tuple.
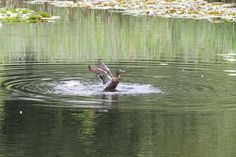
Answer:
(179, 9, 185, 14)
(167, 8, 176, 13)
(208, 10, 224, 16)
(165, 0, 176, 2)
(188, 8, 199, 14)
(145, 0, 156, 5)
(117, 0, 126, 4)
(103, 2, 115, 6)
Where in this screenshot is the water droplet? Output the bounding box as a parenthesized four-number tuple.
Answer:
(53, 80, 161, 96)
(228, 73, 236, 76)
(160, 63, 168, 66)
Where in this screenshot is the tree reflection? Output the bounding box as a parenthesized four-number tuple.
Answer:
(1, 0, 24, 9)
(1, 8, 236, 63)
(73, 110, 96, 146)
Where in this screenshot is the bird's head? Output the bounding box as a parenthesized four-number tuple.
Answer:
(116, 69, 125, 77)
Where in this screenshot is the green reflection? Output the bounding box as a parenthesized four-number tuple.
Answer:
(0, 65, 6, 155)
(0, 7, 235, 63)
(93, 110, 236, 157)
(73, 110, 96, 145)
(0, 64, 4, 113)
(0, 103, 98, 157)
(0, 5, 236, 157)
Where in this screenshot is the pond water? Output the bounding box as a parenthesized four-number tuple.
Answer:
(1, 5, 236, 157)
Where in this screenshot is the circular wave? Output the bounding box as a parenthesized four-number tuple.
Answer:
(1, 73, 161, 107)
(1, 63, 236, 110)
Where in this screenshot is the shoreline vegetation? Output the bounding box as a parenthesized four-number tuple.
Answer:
(27, 0, 236, 23)
(0, 8, 60, 23)
(0, 0, 236, 23)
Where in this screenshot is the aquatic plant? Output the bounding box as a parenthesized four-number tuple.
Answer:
(27, 0, 236, 23)
(0, 8, 59, 23)
(37, 11, 50, 18)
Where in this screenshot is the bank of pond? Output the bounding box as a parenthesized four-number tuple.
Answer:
(0, 0, 236, 23)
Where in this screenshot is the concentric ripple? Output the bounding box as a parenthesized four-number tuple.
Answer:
(3, 78, 160, 98)
(2, 62, 236, 110)
(0, 64, 161, 107)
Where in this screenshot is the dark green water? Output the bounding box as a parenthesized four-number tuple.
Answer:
(1, 6, 236, 157)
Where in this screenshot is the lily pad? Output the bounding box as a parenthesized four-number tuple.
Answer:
(27, 0, 236, 23)
(38, 11, 50, 17)
(0, 8, 59, 23)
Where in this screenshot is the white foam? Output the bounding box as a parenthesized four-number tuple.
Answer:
(53, 80, 161, 96)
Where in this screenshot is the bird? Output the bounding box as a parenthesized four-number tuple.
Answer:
(88, 61, 124, 92)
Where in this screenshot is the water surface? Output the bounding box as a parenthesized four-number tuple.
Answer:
(0, 6, 236, 157)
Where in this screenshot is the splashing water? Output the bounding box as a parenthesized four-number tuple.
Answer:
(53, 80, 161, 96)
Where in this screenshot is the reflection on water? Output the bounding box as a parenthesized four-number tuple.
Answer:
(1, 62, 236, 110)
(1, 100, 236, 157)
(1, 5, 236, 157)
(0, 6, 236, 63)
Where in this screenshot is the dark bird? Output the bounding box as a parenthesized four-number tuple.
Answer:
(88, 61, 124, 92)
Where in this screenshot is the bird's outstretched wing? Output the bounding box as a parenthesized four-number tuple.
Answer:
(98, 75, 111, 85)
(98, 61, 113, 78)
(88, 65, 112, 84)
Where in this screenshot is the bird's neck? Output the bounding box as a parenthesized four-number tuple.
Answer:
(116, 73, 121, 80)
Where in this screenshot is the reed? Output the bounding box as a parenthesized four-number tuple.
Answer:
(1, 0, 24, 9)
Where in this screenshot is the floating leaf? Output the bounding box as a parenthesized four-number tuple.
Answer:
(167, 8, 176, 13)
(145, 0, 156, 5)
(5, 16, 21, 22)
(26, 0, 236, 23)
(38, 11, 50, 18)
(165, 0, 176, 2)
(0, 8, 59, 23)
(103, 2, 116, 7)
(188, 8, 199, 14)
(208, 10, 224, 16)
